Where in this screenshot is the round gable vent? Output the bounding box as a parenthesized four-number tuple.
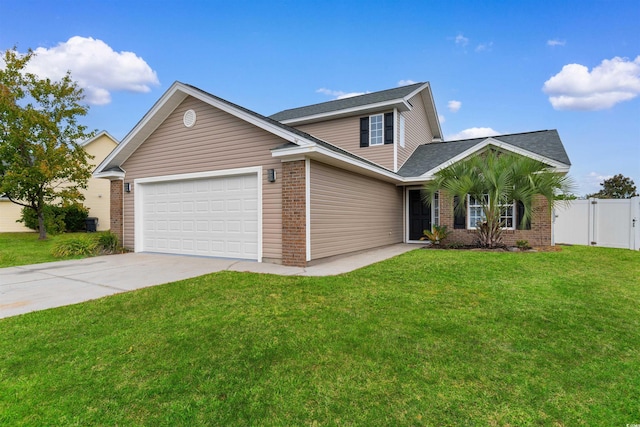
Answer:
(183, 109, 197, 128)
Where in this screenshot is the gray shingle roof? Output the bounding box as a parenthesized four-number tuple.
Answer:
(397, 130, 571, 177)
(269, 82, 425, 122)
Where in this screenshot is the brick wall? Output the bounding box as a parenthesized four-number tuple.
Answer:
(439, 191, 552, 247)
(110, 180, 123, 245)
(282, 160, 307, 266)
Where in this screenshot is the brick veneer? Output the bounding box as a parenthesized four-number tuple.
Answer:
(281, 160, 307, 267)
(110, 180, 124, 245)
(439, 191, 552, 247)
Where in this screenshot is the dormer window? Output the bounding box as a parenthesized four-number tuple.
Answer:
(360, 112, 394, 147)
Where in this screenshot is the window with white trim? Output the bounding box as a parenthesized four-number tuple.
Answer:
(467, 195, 515, 229)
(399, 113, 405, 148)
(369, 114, 383, 146)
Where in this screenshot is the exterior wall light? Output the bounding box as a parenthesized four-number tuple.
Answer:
(267, 169, 276, 183)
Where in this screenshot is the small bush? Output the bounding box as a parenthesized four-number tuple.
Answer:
(420, 225, 449, 245)
(20, 205, 66, 235)
(97, 231, 119, 253)
(62, 204, 90, 232)
(52, 236, 99, 257)
(20, 203, 89, 233)
(516, 240, 532, 251)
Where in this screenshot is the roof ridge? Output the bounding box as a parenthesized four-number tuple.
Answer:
(445, 129, 555, 143)
(272, 82, 425, 115)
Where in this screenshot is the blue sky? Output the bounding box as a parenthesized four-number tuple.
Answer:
(1, 0, 638, 196)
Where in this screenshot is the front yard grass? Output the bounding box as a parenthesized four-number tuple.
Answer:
(0, 232, 99, 267)
(1, 246, 639, 425)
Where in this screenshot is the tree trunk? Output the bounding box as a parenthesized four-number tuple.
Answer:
(37, 206, 47, 240)
(477, 220, 503, 248)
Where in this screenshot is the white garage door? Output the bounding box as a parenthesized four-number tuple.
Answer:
(140, 173, 259, 260)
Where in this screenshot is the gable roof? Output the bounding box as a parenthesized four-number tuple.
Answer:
(270, 82, 424, 121)
(95, 82, 337, 177)
(398, 130, 571, 178)
(269, 82, 443, 140)
(94, 81, 401, 181)
(94, 81, 570, 185)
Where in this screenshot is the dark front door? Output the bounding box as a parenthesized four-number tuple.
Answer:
(409, 189, 431, 241)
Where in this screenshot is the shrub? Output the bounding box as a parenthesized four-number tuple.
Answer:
(62, 204, 90, 232)
(420, 225, 449, 245)
(20, 205, 66, 235)
(516, 240, 532, 251)
(52, 236, 99, 257)
(97, 231, 120, 253)
(20, 203, 89, 234)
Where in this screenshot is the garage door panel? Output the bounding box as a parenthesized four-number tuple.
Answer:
(141, 173, 259, 260)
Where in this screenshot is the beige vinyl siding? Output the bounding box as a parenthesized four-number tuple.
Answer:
(296, 114, 394, 170)
(0, 200, 30, 232)
(121, 96, 284, 260)
(309, 160, 403, 260)
(83, 135, 117, 231)
(397, 93, 433, 168)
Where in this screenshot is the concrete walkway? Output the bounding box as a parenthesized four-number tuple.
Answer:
(0, 244, 417, 319)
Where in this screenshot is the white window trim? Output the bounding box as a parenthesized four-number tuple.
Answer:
(369, 113, 384, 146)
(466, 194, 516, 230)
(399, 113, 405, 148)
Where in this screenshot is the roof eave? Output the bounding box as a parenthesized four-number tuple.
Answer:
(93, 169, 125, 180)
(419, 83, 443, 140)
(418, 138, 571, 177)
(271, 144, 403, 184)
(279, 99, 413, 126)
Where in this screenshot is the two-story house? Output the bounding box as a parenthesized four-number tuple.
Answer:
(94, 82, 571, 266)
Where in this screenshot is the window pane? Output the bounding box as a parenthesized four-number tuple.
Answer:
(433, 192, 439, 226)
(369, 114, 383, 145)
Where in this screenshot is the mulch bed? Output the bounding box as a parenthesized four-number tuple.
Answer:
(422, 244, 562, 252)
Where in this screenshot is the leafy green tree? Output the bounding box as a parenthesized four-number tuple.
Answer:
(0, 47, 94, 239)
(586, 174, 638, 199)
(424, 150, 574, 248)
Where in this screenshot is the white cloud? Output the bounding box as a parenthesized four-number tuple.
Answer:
(316, 88, 367, 99)
(22, 36, 159, 105)
(547, 39, 566, 47)
(398, 79, 416, 86)
(543, 56, 640, 110)
(582, 172, 614, 196)
(438, 114, 446, 124)
(447, 127, 500, 141)
(475, 42, 493, 52)
(447, 100, 462, 113)
(455, 34, 469, 47)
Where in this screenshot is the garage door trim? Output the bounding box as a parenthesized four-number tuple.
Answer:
(134, 166, 262, 261)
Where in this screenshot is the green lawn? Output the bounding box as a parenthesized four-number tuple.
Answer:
(0, 232, 97, 267)
(1, 246, 639, 425)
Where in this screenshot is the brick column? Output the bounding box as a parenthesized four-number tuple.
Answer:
(110, 180, 124, 245)
(281, 160, 307, 267)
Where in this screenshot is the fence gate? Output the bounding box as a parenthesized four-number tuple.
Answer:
(553, 197, 640, 250)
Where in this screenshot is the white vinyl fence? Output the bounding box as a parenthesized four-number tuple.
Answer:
(553, 197, 640, 250)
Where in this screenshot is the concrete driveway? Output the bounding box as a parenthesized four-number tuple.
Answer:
(0, 244, 416, 319)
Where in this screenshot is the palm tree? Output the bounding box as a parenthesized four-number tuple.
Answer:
(424, 149, 574, 248)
